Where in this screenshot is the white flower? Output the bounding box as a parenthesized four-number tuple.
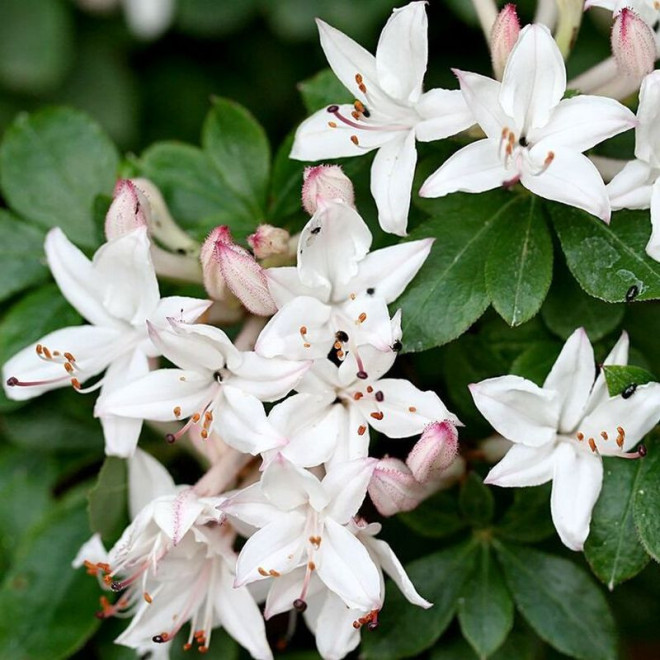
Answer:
(256, 200, 432, 360)
(96, 318, 310, 453)
(420, 24, 637, 222)
(290, 1, 474, 236)
(2, 227, 210, 457)
(607, 70, 660, 260)
(470, 328, 660, 551)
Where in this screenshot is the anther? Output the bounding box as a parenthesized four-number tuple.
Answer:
(335, 330, 349, 342)
(588, 438, 598, 453)
(353, 392, 364, 400)
(357, 312, 367, 323)
(258, 567, 269, 576)
(5, 377, 18, 387)
(370, 411, 384, 421)
(392, 340, 402, 352)
(327, 105, 339, 113)
(144, 592, 153, 603)
(357, 370, 368, 379)
(308, 561, 316, 571)
(152, 633, 170, 643)
(293, 598, 307, 612)
(269, 569, 281, 577)
(351, 135, 359, 146)
(110, 581, 123, 592)
(577, 432, 584, 441)
(165, 433, 176, 444)
(600, 431, 608, 440)
(71, 378, 81, 390)
(173, 406, 181, 417)
(328, 121, 337, 128)
(375, 391, 384, 402)
(408, 406, 417, 413)
(358, 425, 367, 436)
(63, 352, 76, 362)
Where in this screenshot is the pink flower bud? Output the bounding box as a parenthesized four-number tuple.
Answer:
(104, 179, 149, 240)
(247, 224, 291, 259)
(301, 165, 355, 216)
(490, 4, 520, 80)
(200, 226, 277, 316)
(406, 420, 459, 484)
(611, 9, 656, 79)
(368, 457, 426, 517)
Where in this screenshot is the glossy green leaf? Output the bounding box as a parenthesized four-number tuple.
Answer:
(603, 365, 656, 397)
(298, 68, 352, 114)
(399, 491, 467, 539)
(459, 473, 495, 528)
(361, 542, 478, 659)
(585, 457, 650, 590)
(88, 457, 128, 545)
(485, 196, 553, 326)
(0, 107, 119, 247)
(550, 204, 660, 302)
(495, 543, 617, 660)
(169, 627, 239, 659)
(202, 98, 270, 215)
(397, 190, 522, 352)
(496, 484, 554, 543)
(458, 543, 514, 658)
(431, 629, 541, 660)
(0, 491, 101, 659)
(633, 437, 660, 562)
(510, 341, 562, 387)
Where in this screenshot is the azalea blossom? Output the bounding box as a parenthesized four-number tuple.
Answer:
(96, 318, 310, 453)
(2, 227, 210, 456)
(607, 70, 660, 260)
(420, 24, 637, 222)
(290, 1, 474, 235)
(470, 328, 660, 550)
(256, 200, 432, 360)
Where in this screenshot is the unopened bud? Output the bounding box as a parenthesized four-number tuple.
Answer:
(490, 4, 520, 80)
(406, 420, 459, 484)
(301, 165, 355, 216)
(105, 180, 148, 240)
(248, 224, 291, 259)
(200, 226, 277, 316)
(611, 9, 656, 79)
(367, 458, 426, 517)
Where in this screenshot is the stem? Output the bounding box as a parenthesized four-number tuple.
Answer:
(471, 0, 498, 42)
(554, 0, 583, 58)
(535, 0, 558, 29)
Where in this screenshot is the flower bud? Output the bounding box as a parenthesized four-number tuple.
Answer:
(490, 4, 520, 80)
(247, 224, 291, 259)
(611, 9, 656, 79)
(406, 420, 459, 484)
(301, 165, 355, 216)
(367, 457, 426, 517)
(104, 180, 149, 240)
(200, 226, 277, 316)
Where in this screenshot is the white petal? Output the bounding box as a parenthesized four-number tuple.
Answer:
(72, 533, 108, 568)
(376, 1, 428, 103)
(221, 482, 286, 529)
(583, 331, 629, 417)
(262, 454, 329, 511)
(327, 402, 371, 467)
(335, 294, 400, 353)
(543, 328, 595, 433)
(485, 442, 557, 487)
(636, 70, 660, 167)
(550, 442, 603, 551)
(470, 375, 560, 447)
(266, 266, 321, 308)
(312, 591, 362, 660)
(337, 344, 397, 385)
(123, 0, 174, 39)
(521, 149, 611, 222)
(607, 159, 654, 210)
(152, 488, 204, 543)
(419, 139, 511, 198)
(229, 352, 310, 401)
(149, 296, 212, 332)
(128, 449, 175, 519)
(453, 70, 509, 139)
(500, 24, 566, 132)
(264, 567, 307, 619)
(322, 458, 377, 523)
(415, 88, 475, 142)
(370, 130, 417, 236)
(648, 178, 660, 261)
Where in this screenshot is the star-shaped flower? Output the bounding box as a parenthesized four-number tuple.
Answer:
(420, 24, 637, 221)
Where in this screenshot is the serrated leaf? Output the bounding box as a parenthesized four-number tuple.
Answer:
(603, 365, 656, 397)
(88, 457, 128, 544)
(495, 543, 617, 660)
(361, 542, 477, 659)
(459, 473, 494, 528)
(485, 196, 553, 326)
(458, 543, 514, 658)
(202, 98, 270, 215)
(585, 457, 649, 589)
(633, 437, 660, 562)
(396, 190, 521, 352)
(0, 491, 101, 659)
(549, 204, 660, 302)
(399, 491, 467, 539)
(496, 484, 554, 543)
(298, 68, 352, 114)
(0, 107, 119, 248)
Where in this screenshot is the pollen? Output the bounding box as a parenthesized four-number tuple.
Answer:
(576, 432, 584, 441)
(357, 312, 367, 323)
(143, 592, 153, 603)
(370, 411, 384, 420)
(408, 406, 417, 413)
(328, 121, 337, 128)
(358, 425, 367, 435)
(600, 431, 608, 440)
(351, 135, 359, 145)
(173, 406, 182, 417)
(588, 437, 598, 453)
(258, 567, 269, 576)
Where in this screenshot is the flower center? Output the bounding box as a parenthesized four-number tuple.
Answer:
(573, 424, 646, 459)
(499, 127, 554, 182)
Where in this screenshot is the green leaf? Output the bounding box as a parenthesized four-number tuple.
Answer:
(431, 629, 541, 660)
(0, 491, 101, 659)
(585, 457, 650, 589)
(298, 68, 352, 114)
(496, 484, 554, 543)
(485, 196, 553, 326)
(603, 365, 656, 397)
(495, 542, 617, 660)
(169, 627, 239, 659)
(399, 491, 467, 539)
(510, 341, 562, 387)
(459, 473, 495, 528)
(0, 211, 49, 302)
(396, 190, 522, 352)
(633, 437, 660, 562)
(268, 132, 304, 223)
(87, 457, 128, 545)
(361, 542, 477, 659)
(458, 543, 514, 658)
(549, 204, 660, 302)
(0, 107, 119, 248)
(202, 98, 270, 215)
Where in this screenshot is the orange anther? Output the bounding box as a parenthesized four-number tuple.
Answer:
(308, 561, 316, 570)
(71, 378, 81, 390)
(64, 352, 76, 362)
(173, 406, 182, 417)
(353, 392, 364, 400)
(192, 413, 201, 423)
(258, 567, 269, 576)
(328, 121, 337, 128)
(358, 425, 367, 436)
(358, 312, 367, 323)
(576, 432, 584, 441)
(588, 438, 597, 453)
(355, 73, 363, 84)
(36, 344, 43, 355)
(269, 569, 281, 577)
(408, 406, 417, 413)
(366, 386, 373, 393)
(600, 431, 608, 440)
(351, 135, 359, 145)
(144, 592, 153, 603)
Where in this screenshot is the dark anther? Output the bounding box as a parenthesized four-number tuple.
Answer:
(5, 376, 18, 386)
(110, 581, 123, 592)
(293, 598, 307, 612)
(356, 370, 368, 380)
(176, 248, 187, 255)
(165, 433, 176, 444)
(327, 105, 339, 113)
(392, 340, 402, 352)
(375, 391, 384, 402)
(366, 287, 375, 295)
(622, 383, 637, 399)
(518, 136, 528, 147)
(639, 444, 647, 457)
(335, 330, 349, 342)
(625, 284, 639, 302)
(152, 635, 166, 644)
(213, 370, 223, 383)
(366, 621, 379, 631)
(362, 107, 371, 118)
(311, 227, 321, 235)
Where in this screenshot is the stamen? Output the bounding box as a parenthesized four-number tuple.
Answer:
(366, 386, 373, 393)
(144, 592, 153, 603)
(408, 406, 417, 413)
(576, 432, 584, 441)
(588, 437, 598, 453)
(351, 135, 359, 146)
(375, 391, 384, 402)
(370, 412, 384, 421)
(293, 598, 307, 612)
(600, 431, 608, 440)
(358, 425, 367, 436)
(299, 326, 311, 349)
(353, 392, 364, 400)
(357, 312, 367, 324)
(616, 426, 625, 448)
(619, 444, 647, 460)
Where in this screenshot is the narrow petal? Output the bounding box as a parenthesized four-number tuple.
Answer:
(469, 375, 560, 447)
(453, 70, 509, 139)
(635, 70, 660, 167)
(72, 533, 108, 568)
(266, 267, 320, 308)
(149, 296, 212, 331)
(415, 88, 475, 142)
(229, 352, 310, 401)
(647, 178, 660, 261)
(500, 24, 566, 132)
(336, 294, 399, 353)
(128, 449, 175, 519)
(550, 443, 603, 551)
(419, 139, 511, 198)
(543, 328, 595, 434)
(370, 130, 417, 236)
(521, 149, 611, 222)
(262, 454, 329, 511)
(221, 482, 287, 529)
(327, 402, 371, 467)
(607, 159, 654, 210)
(264, 567, 307, 619)
(376, 1, 428, 103)
(152, 488, 204, 543)
(485, 442, 557, 487)
(312, 592, 362, 660)
(323, 458, 377, 523)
